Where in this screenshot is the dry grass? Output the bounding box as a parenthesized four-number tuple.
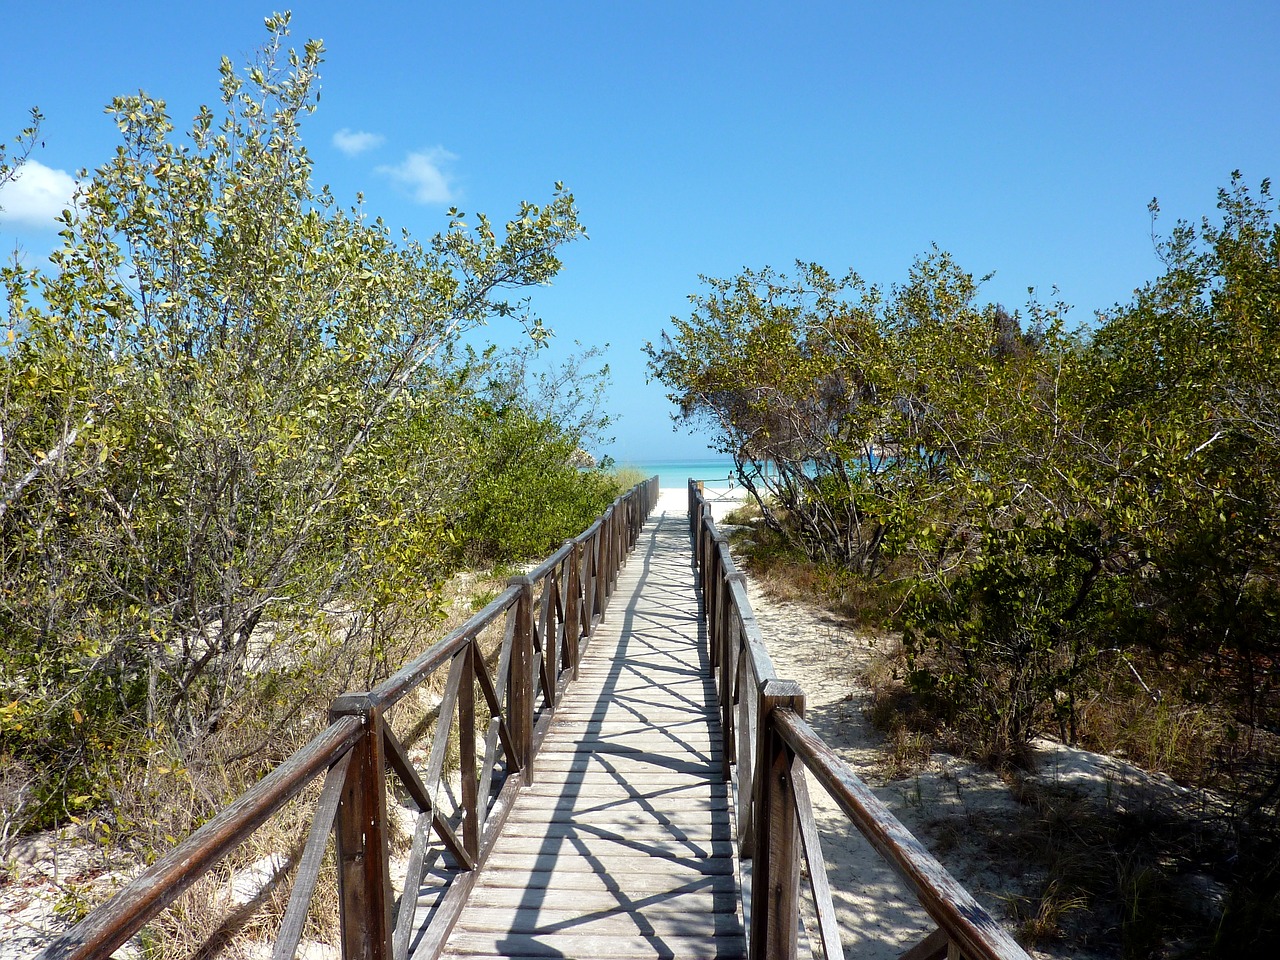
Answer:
(860, 638, 944, 779)
(721, 500, 763, 526)
(1073, 659, 1234, 788)
(60, 566, 519, 957)
(725, 522, 911, 627)
(1001, 878, 1088, 949)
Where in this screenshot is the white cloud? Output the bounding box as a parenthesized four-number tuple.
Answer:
(0, 159, 78, 229)
(375, 148, 459, 205)
(332, 128, 385, 156)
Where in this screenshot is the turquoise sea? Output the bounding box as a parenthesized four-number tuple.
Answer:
(619, 458, 737, 490)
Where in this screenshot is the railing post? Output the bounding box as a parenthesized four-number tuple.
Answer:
(461, 642, 479, 860)
(708, 533, 729, 666)
(597, 507, 613, 609)
(543, 565, 559, 706)
(508, 575, 536, 782)
(581, 531, 597, 637)
(612, 500, 624, 586)
(328, 693, 394, 960)
(720, 572, 746, 779)
(563, 539, 582, 678)
(750, 680, 805, 960)
(699, 505, 715, 606)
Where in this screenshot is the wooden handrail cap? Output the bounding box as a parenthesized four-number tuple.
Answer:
(760, 679, 804, 700)
(329, 692, 377, 716)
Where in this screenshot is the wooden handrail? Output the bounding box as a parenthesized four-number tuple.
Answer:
(775, 709, 1030, 960)
(39, 716, 364, 960)
(688, 479, 1031, 960)
(39, 476, 659, 960)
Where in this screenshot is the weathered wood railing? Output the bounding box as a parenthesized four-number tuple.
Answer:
(689, 480, 1032, 960)
(40, 476, 660, 960)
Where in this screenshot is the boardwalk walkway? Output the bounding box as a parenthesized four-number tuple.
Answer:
(436, 503, 746, 959)
(37, 480, 1031, 960)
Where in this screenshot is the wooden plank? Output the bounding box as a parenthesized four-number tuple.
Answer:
(750, 680, 805, 960)
(536, 742, 723, 759)
(460, 643, 479, 859)
(525, 767, 721, 785)
(393, 818, 439, 960)
(332, 700, 394, 960)
(775, 710, 1032, 960)
(792, 760, 845, 960)
(493, 820, 728, 842)
(507, 809, 730, 830)
(514, 768, 727, 785)
(538, 726, 720, 742)
(571, 666, 711, 680)
(464, 853, 737, 877)
(515, 772, 727, 789)
(441, 932, 745, 958)
(899, 927, 950, 960)
(499, 820, 729, 841)
(544, 710, 712, 724)
(383, 725, 472, 869)
(38, 717, 363, 960)
(504, 795, 731, 815)
(557, 680, 714, 696)
(485, 834, 734, 857)
(464, 884, 738, 909)
(454, 870, 738, 896)
(443, 906, 745, 936)
(539, 734, 720, 749)
(538, 741, 721, 757)
(544, 716, 715, 732)
(407, 764, 525, 960)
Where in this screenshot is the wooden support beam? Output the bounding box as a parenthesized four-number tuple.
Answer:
(329, 692, 394, 960)
(508, 575, 536, 783)
(750, 680, 806, 960)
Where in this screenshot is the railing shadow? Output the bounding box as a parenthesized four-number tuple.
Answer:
(486, 506, 735, 957)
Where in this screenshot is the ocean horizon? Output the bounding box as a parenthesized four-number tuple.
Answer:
(618, 457, 737, 490)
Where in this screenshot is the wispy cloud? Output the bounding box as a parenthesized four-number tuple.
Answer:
(376, 148, 459, 205)
(0, 159, 78, 229)
(332, 127, 385, 156)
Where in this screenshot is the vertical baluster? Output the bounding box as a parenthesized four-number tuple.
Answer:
(581, 531, 596, 637)
(750, 681, 805, 960)
(596, 508, 611, 611)
(508, 575, 535, 782)
(737, 655, 755, 859)
(721, 573, 746, 779)
(329, 693, 394, 960)
(562, 540, 581, 679)
(460, 642, 479, 860)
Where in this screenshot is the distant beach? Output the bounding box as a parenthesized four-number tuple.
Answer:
(620, 458, 737, 490)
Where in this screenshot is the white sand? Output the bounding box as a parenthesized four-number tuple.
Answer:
(660, 486, 1093, 959)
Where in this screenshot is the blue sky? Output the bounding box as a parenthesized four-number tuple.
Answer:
(3, 1, 1278, 461)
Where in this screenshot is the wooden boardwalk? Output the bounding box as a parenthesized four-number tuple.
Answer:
(436, 505, 747, 959)
(39, 479, 1031, 960)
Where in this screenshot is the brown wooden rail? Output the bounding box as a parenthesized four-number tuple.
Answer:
(39, 476, 660, 960)
(688, 480, 1032, 960)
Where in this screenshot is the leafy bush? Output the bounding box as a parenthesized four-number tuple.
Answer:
(452, 403, 620, 564)
(902, 516, 1127, 765)
(0, 15, 600, 837)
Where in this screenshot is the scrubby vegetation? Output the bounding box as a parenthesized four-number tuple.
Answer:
(0, 13, 622, 878)
(649, 180, 1280, 954)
